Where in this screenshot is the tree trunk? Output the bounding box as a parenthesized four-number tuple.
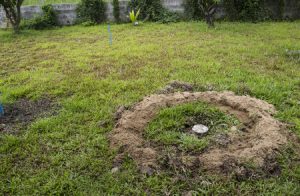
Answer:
(13, 22, 19, 33)
(1, 0, 23, 33)
(199, 1, 217, 28)
(14, 0, 22, 33)
(205, 14, 214, 28)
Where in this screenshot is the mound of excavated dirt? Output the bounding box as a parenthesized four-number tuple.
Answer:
(109, 91, 295, 175)
(0, 98, 56, 134)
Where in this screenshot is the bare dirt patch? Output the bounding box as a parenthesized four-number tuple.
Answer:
(0, 98, 56, 134)
(109, 90, 298, 177)
(157, 81, 194, 94)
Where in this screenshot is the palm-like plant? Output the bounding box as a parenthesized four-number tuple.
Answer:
(198, 0, 220, 28)
(129, 9, 140, 25)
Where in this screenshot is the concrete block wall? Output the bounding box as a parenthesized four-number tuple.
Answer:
(52, 4, 78, 25)
(106, 0, 130, 21)
(162, 0, 184, 12)
(0, 7, 7, 28)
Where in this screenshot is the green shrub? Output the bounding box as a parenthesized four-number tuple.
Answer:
(185, 0, 273, 22)
(184, 0, 204, 20)
(222, 0, 239, 20)
(278, 0, 285, 20)
(158, 10, 181, 23)
(21, 4, 59, 30)
(113, 0, 121, 23)
(76, 0, 106, 24)
(223, 0, 270, 22)
(128, 0, 180, 23)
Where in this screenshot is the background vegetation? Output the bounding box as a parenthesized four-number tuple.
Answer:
(128, 0, 180, 23)
(17, 0, 300, 26)
(21, 4, 59, 30)
(223, 0, 270, 22)
(185, 0, 290, 22)
(76, 0, 106, 24)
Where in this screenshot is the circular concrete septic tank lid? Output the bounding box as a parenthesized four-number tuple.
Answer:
(192, 124, 209, 134)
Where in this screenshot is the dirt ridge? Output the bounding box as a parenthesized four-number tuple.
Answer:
(110, 91, 290, 174)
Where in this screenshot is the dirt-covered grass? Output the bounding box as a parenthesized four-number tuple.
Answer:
(0, 22, 299, 194)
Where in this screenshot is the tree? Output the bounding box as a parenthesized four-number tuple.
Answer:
(0, 0, 24, 33)
(198, 0, 220, 27)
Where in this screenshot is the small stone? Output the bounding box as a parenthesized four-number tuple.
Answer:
(192, 124, 209, 134)
(230, 126, 238, 132)
(140, 166, 154, 176)
(111, 167, 119, 173)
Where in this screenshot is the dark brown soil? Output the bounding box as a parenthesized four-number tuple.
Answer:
(0, 98, 56, 134)
(157, 81, 194, 94)
(109, 90, 299, 177)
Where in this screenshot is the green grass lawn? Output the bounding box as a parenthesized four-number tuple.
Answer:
(0, 22, 300, 194)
